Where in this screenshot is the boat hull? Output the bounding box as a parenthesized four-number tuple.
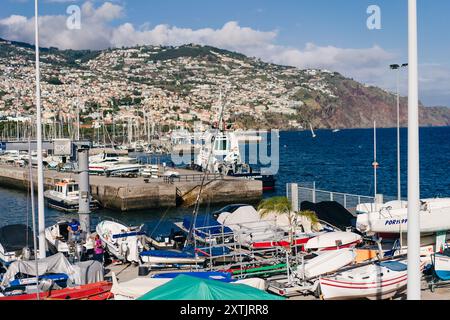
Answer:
(304, 232, 362, 251)
(433, 254, 450, 281)
(0, 282, 113, 300)
(356, 207, 450, 234)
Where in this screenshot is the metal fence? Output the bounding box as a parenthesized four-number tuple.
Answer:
(287, 182, 381, 212)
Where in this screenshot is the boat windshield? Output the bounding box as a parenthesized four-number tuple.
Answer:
(68, 184, 79, 193)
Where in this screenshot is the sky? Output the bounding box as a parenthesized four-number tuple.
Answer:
(1, 0, 449, 106)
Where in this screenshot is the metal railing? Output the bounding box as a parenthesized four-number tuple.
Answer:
(287, 182, 381, 211)
(164, 173, 224, 184)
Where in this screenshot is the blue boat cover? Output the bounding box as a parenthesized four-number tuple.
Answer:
(379, 261, 407, 272)
(140, 246, 230, 258)
(152, 272, 234, 282)
(9, 273, 69, 287)
(140, 250, 195, 258)
(182, 217, 233, 239)
(112, 231, 145, 239)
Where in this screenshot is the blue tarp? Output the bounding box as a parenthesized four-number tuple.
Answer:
(182, 217, 233, 239)
(140, 246, 230, 259)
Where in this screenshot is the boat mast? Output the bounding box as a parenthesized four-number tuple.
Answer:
(34, 0, 46, 259)
(407, 0, 421, 300)
(185, 91, 227, 246)
(373, 121, 378, 198)
(28, 138, 40, 300)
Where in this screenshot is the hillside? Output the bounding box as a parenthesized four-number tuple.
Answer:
(0, 38, 449, 130)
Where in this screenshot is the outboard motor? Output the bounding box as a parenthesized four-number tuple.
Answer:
(120, 242, 129, 260)
(22, 247, 32, 261)
(38, 279, 55, 293)
(75, 243, 85, 260)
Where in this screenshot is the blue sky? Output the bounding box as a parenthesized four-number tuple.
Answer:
(1, 0, 450, 106)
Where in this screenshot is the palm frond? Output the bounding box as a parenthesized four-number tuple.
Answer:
(257, 196, 292, 218)
(298, 210, 320, 226)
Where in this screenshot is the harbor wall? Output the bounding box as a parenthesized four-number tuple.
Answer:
(0, 165, 262, 212)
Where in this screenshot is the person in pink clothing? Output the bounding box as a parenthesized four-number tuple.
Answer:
(93, 234, 104, 263)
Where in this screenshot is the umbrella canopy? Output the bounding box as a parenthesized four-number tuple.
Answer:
(137, 275, 284, 300)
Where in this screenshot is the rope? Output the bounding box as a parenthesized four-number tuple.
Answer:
(148, 206, 171, 238)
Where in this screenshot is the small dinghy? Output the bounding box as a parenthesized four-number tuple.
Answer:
(319, 258, 423, 300)
(44, 179, 99, 213)
(96, 220, 145, 263)
(432, 250, 450, 281)
(0, 281, 113, 301)
(304, 232, 362, 251)
(140, 249, 205, 265)
(0, 224, 36, 267)
(297, 249, 357, 280)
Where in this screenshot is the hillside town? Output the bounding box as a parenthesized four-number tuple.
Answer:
(0, 39, 359, 132)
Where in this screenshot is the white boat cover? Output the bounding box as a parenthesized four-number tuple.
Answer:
(217, 206, 262, 226)
(111, 273, 171, 300)
(1, 253, 76, 286)
(110, 273, 267, 300)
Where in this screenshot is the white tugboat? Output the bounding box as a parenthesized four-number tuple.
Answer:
(44, 179, 100, 213)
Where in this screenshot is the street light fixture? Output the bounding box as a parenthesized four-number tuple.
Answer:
(390, 63, 408, 202)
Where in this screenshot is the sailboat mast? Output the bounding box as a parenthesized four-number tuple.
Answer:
(34, 0, 46, 259)
(373, 121, 378, 198)
(28, 138, 40, 300)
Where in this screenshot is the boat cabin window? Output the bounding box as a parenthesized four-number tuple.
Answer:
(68, 185, 79, 193)
(215, 138, 228, 151)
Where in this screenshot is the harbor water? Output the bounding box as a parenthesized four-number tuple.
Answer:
(1, 127, 450, 233)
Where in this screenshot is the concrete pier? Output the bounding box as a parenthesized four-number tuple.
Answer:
(0, 165, 262, 212)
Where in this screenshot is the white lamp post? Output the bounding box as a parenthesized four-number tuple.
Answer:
(407, 0, 421, 300)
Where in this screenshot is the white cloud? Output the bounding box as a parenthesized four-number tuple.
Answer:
(0, 1, 448, 105)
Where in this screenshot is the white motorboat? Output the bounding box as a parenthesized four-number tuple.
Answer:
(89, 151, 136, 165)
(356, 198, 450, 234)
(319, 257, 424, 300)
(45, 221, 94, 256)
(44, 179, 100, 213)
(297, 249, 357, 280)
(0, 225, 36, 267)
(96, 220, 144, 263)
(304, 232, 362, 251)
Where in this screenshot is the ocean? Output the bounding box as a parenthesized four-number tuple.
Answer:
(1, 127, 449, 234)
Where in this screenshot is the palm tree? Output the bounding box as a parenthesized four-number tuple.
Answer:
(258, 197, 322, 250)
(258, 197, 296, 249)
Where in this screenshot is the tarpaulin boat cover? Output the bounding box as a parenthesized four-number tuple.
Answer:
(1, 253, 76, 287)
(137, 275, 281, 300)
(300, 201, 356, 231)
(140, 246, 229, 258)
(72, 260, 104, 285)
(379, 261, 407, 272)
(0, 224, 36, 253)
(182, 217, 233, 237)
(111, 273, 267, 300)
(111, 273, 170, 300)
